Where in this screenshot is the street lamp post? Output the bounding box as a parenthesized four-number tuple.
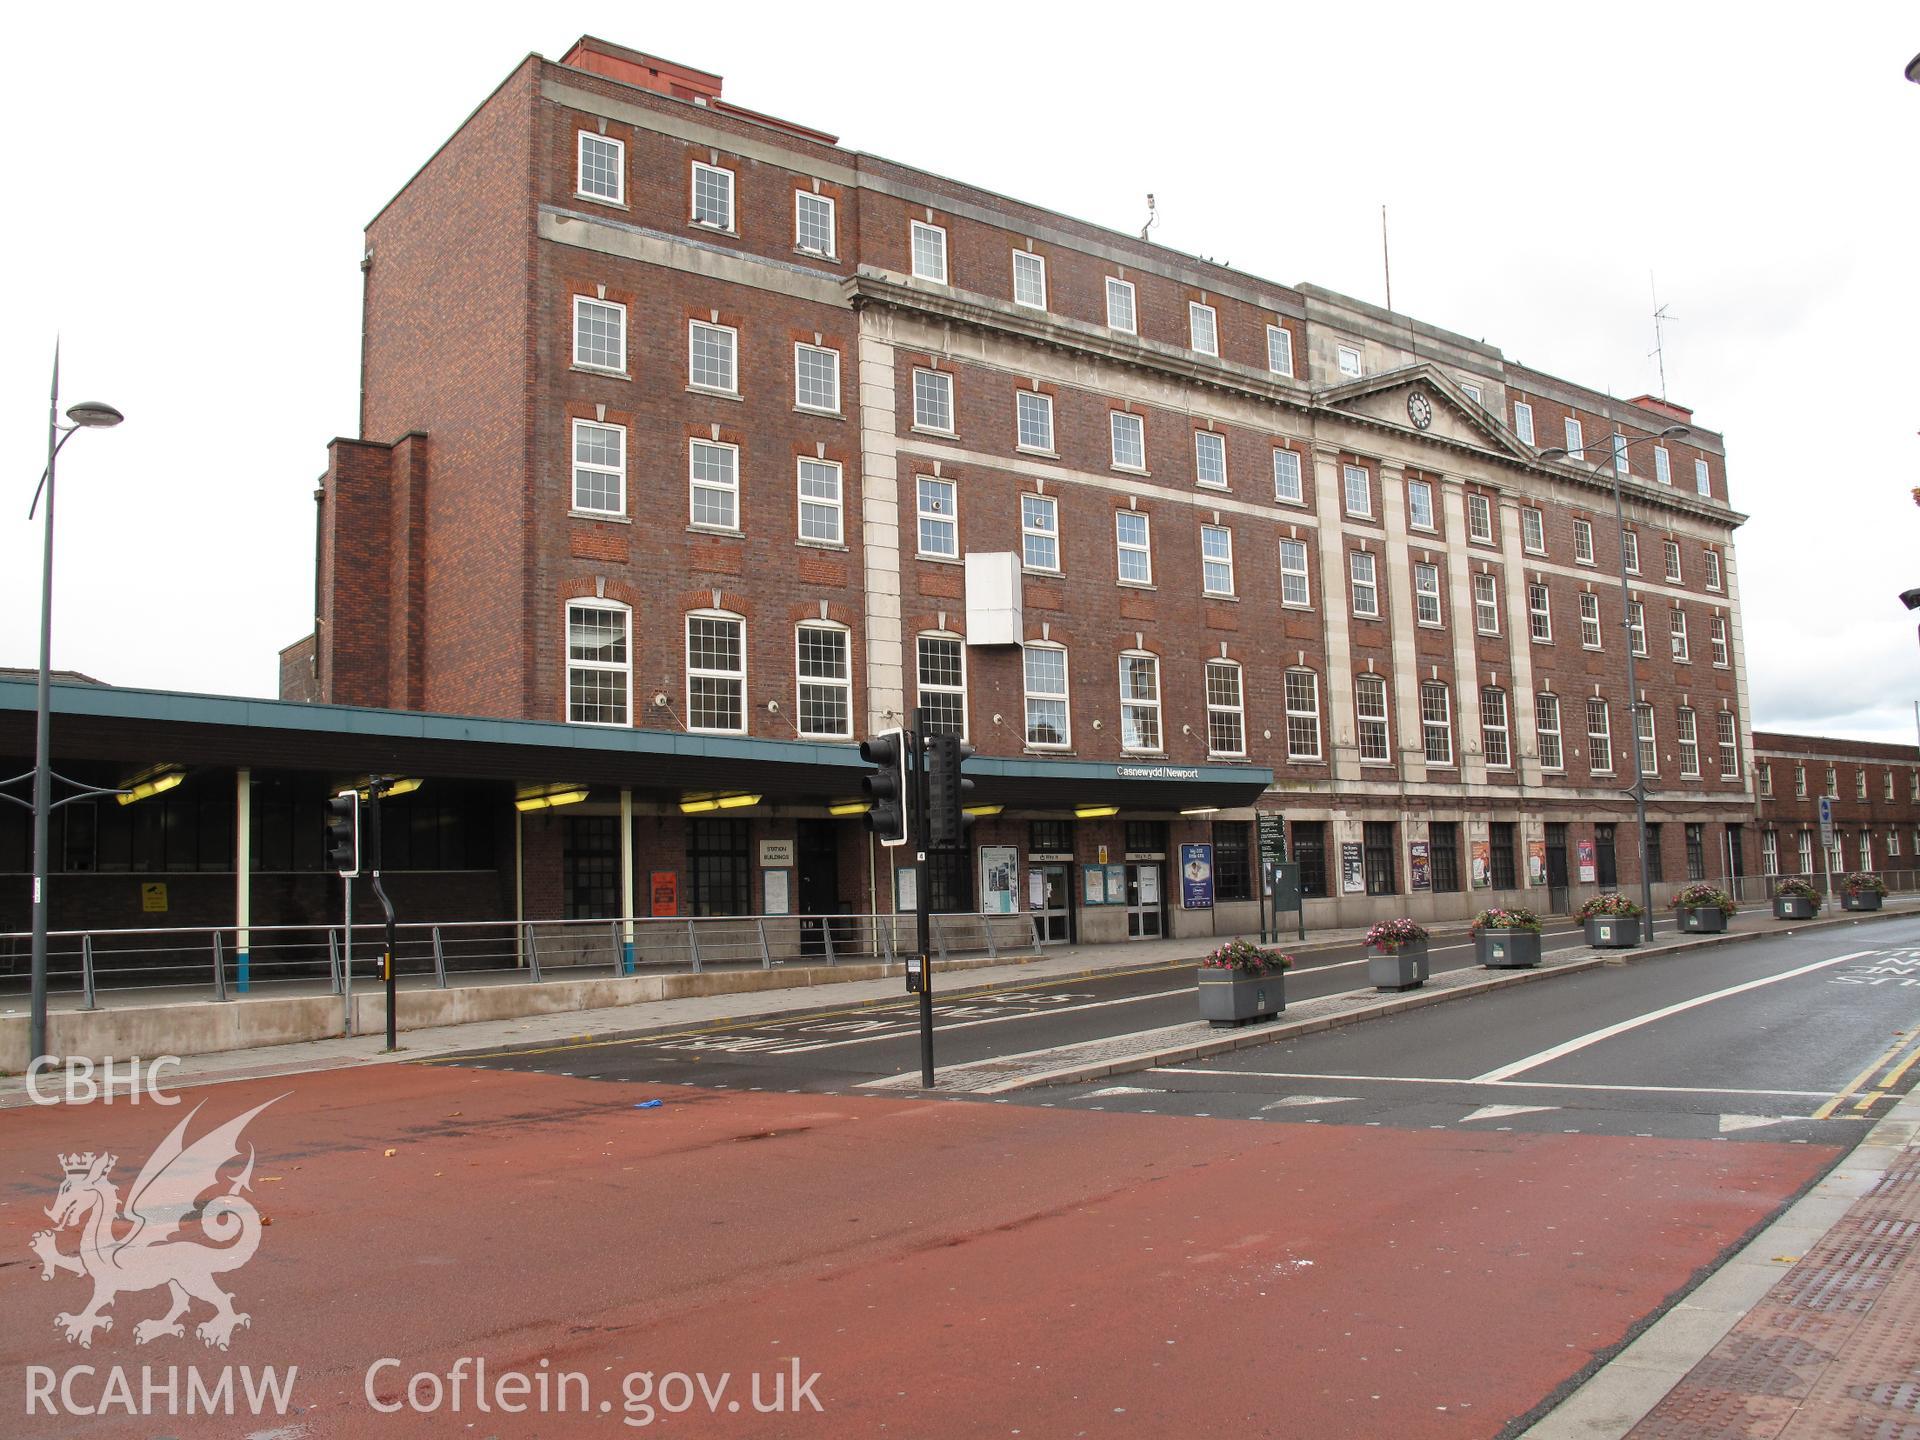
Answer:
(2, 348, 123, 1066)
(1539, 423, 1690, 943)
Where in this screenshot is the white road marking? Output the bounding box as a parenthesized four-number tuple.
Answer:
(1260, 1095, 1358, 1110)
(1154, 1068, 1832, 1099)
(1461, 1103, 1558, 1123)
(1719, 1113, 1793, 1133)
(1083, 1085, 1162, 1098)
(1473, 949, 1878, 1081)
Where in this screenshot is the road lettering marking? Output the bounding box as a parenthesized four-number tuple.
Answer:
(1473, 950, 1880, 1082)
(1155, 1068, 1832, 1099)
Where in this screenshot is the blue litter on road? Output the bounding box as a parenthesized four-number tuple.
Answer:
(634, 1100, 663, 1109)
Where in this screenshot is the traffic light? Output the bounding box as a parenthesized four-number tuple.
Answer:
(324, 791, 361, 877)
(860, 729, 910, 847)
(925, 734, 976, 848)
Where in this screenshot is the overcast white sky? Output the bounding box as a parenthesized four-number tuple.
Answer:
(2, 3, 1916, 740)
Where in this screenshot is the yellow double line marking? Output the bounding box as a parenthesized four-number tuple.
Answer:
(1812, 1027, 1920, 1120)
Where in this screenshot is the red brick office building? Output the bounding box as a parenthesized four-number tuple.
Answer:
(1753, 733, 1920, 891)
(279, 36, 1758, 941)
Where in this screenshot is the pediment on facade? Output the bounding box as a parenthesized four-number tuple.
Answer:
(1319, 364, 1536, 463)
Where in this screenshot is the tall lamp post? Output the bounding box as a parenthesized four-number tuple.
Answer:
(1538, 423, 1690, 943)
(2, 348, 123, 1067)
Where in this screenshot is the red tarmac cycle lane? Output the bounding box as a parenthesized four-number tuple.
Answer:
(3, 1063, 1838, 1439)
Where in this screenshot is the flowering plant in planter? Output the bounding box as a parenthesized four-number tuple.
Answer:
(1364, 918, 1429, 951)
(1670, 883, 1737, 916)
(1199, 938, 1293, 975)
(1469, 906, 1541, 936)
(1842, 872, 1889, 898)
(1773, 877, 1823, 913)
(1575, 892, 1642, 921)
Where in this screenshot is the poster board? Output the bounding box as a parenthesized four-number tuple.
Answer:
(762, 869, 790, 917)
(1527, 839, 1547, 886)
(1408, 841, 1431, 891)
(1340, 842, 1365, 895)
(1084, 867, 1107, 906)
(1180, 843, 1215, 909)
(1577, 839, 1597, 883)
(650, 871, 678, 917)
(1471, 841, 1491, 888)
(980, 845, 1019, 915)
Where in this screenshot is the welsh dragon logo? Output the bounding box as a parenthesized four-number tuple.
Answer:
(30, 1097, 282, 1350)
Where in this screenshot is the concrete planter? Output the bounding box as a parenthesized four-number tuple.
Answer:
(1367, 942, 1429, 991)
(1842, 891, 1884, 912)
(1197, 968, 1286, 1027)
(1583, 915, 1640, 949)
(1773, 895, 1817, 920)
(1477, 929, 1543, 968)
(1677, 906, 1729, 933)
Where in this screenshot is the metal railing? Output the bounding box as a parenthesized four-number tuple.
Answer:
(0, 910, 1041, 1009)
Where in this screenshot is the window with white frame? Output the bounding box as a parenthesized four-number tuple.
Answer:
(689, 440, 739, 531)
(1579, 592, 1603, 649)
(1355, 674, 1390, 764)
(1664, 539, 1682, 583)
(917, 475, 957, 557)
(1021, 492, 1059, 572)
(1343, 464, 1372, 518)
(1284, 669, 1321, 760)
(1795, 764, 1807, 798)
(1861, 829, 1874, 870)
(1188, 302, 1219, 356)
(1828, 764, 1838, 794)
(1762, 830, 1779, 874)
(1536, 693, 1564, 770)
(1201, 525, 1235, 596)
(1206, 661, 1246, 757)
(1588, 698, 1613, 774)
(1857, 768, 1869, 801)
(1481, 688, 1511, 768)
(1407, 479, 1435, 530)
(910, 221, 948, 283)
(1912, 771, 1918, 801)
(1622, 530, 1640, 573)
(1636, 704, 1658, 776)
(572, 296, 626, 372)
(691, 161, 734, 230)
(566, 601, 630, 726)
(1194, 431, 1228, 488)
(1717, 712, 1740, 777)
(1654, 446, 1672, 485)
(1694, 458, 1711, 496)
(1110, 411, 1145, 469)
(686, 613, 746, 733)
(1278, 537, 1310, 607)
(912, 368, 953, 433)
(795, 190, 836, 256)
(1677, 707, 1700, 777)
(794, 343, 840, 412)
(1012, 250, 1047, 309)
(1704, 549, 1723, 590)
(1798, 830, 1814, 875)
(577, 132, 624, 203)
(1670, 608, 1690, 663)
(1421, 681, 1453, 765)
(1473, 572, 1500, 634)
(1564, 416, 1584, 459)
(1573, 518, 1595, 564)
(1513, 400, 1535, 445)
(1116, 510, 1152, 584)
(1710, 615, 1729, 667)
(1267, 324, 1294, 377)
(797, 458, 843, 545)
(1467, 494, 1493, 543)
(1016, 390, 1054, 451)
(1023, 645, 1070, 747)
(571, 418, 625, 515)
(688, 321, 737, 394)
(916, 635, 967, 737)
(1118, 652, 1162, 752)
(1522, 508, 1546, 554)
(1887, 770, 1897, 801)
(795, 624, 851, 738)
(1891, 828, 1901, 858)
(1760, 762, 1773, 797)
(1462, 381, 1483, 405)
(1413, 562, 1443, 625)
(1350, 550, 1380, 617)
(1528, 583, 1552, 642)
(1337, 344, 1363, 378)
(1628, 601, 1648, 656)
(1273, 449, 1304, 503)
(1611, 431, 1629, 475)
(1105, 276, 1136, 333)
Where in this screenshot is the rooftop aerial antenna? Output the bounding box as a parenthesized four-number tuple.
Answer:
(1381, 204, 1393, 312)
(1649, 272, 1677, 400)
(1140, 193, 1156, 242)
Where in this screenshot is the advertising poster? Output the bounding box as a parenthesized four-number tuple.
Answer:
(980, 845, 1019, 915)
(650, 871, 678, 917)
(1106, 864, 1128, 903)
(1084, 867, 1107, 906)
(1340, 842, 1365, 895)
(1028, 869, 1047, 910)
(1180, 843, 1215, 909)
(1528, 839, 1547, 886)
(896, 866, 917, 915)
(762, 868, 790, 916)
(1471, 841, 1491, 888)
(1409, 841, 1431, 891)
(1577, 839, 1597, 883)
